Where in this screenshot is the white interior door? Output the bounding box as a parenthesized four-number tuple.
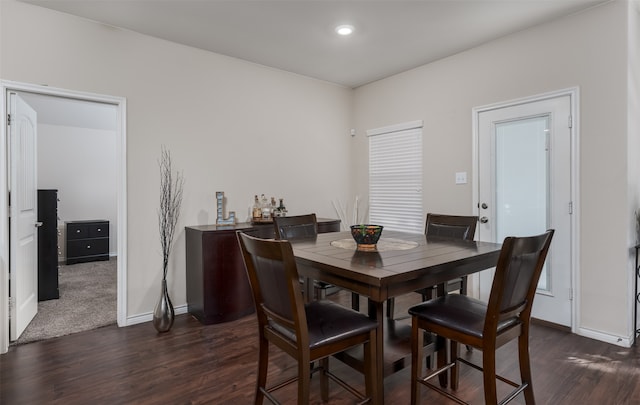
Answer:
(9, 92, 39, 340)
(476, 94, 573, 327)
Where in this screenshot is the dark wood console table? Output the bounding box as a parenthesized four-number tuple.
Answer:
(185, 218, 341, 324)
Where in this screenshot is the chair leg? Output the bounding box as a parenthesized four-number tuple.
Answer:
(423, 286, 434, 301)
(482, 345, 499, 405)
(255, 335, 269, 405)
(364, 329, 379, 405)
(518, 330, 536, 404)
(319, 357, 329, 402)
(386, 298, 395, 318)
(458, 278, 473, 353)
(298, 353, 312, 405)
(450, 340, 459, 390)
(411, 317, 424, 405)
(351, 292, 360, 311)
(436, 335, 448, 388)
(459, 276, 468, 296)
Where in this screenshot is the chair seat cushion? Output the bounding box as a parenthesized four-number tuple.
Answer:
(271, 300, 378, 349)
(307, 301, 378, 348)
(408, 294, 518, 339)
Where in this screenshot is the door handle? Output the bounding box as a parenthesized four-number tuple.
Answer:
(35, 222, 43, 227)
(480, 217, 489, 223)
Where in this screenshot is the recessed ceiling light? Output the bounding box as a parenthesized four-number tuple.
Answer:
(335, 25, 354, 36)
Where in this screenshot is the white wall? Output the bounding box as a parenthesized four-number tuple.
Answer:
(0, 0, 353, 319)
(1, 0, 638, 346)
(628, 0, 640, 336)
(353, 1, 632, 341)
(37, 124, 118, 257)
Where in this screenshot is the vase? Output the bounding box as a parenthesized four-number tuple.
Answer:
(153, 279, 175, 332)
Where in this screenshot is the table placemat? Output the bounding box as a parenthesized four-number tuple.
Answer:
(330, 238, 418, 252)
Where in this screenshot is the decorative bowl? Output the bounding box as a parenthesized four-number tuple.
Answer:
(350, 224, 384, 251)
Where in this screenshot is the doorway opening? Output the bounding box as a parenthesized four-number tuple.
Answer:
(1, 81, 127, 353)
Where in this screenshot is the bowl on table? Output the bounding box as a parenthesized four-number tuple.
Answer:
(350, 224, 384, 251)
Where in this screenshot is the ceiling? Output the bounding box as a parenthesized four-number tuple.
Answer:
(20, 0, 609, 88)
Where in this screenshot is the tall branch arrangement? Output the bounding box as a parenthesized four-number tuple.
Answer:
(158, 146, 185, 280)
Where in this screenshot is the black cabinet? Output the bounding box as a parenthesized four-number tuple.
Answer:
(37, 189, 60, 301)
(66, 220, 110, 265)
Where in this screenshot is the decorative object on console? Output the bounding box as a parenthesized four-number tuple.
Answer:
(350, 224, 383, 251)
(250, 193, 287, 223)
(332, 195, 369, 231)
(215, 191, 236, 225)
(154, 146, 184, 333)
(274, 198, 287, 217)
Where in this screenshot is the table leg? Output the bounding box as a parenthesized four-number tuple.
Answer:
(368, 298, 384, 405)
(303, 276, 313, 303)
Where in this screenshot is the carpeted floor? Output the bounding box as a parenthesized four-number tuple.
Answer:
(14, 258, 117, 345)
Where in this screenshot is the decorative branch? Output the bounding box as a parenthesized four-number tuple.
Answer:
(332, 196, 369, 230)
(158, 146, 185, 281)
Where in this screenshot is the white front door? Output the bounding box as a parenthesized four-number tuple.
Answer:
(9, 92, 39, 340)
(475, 92, 574, 327)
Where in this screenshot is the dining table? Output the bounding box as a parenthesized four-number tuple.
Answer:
(290, 229, 502, 405)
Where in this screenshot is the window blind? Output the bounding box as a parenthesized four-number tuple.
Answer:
(368, 121, 423, 234)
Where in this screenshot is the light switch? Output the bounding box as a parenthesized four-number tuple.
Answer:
(455, 172, 467, 184)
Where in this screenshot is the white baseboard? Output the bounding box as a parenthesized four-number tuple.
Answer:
(124, 303, 188, 327)
(577, 326, 632, 348)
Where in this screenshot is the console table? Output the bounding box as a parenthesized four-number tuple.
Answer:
(185, 218, 340, 324)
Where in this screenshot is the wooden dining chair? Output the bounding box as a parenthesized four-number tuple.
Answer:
(408, 230, 554, 405)
(273, 214, 334, 300)
(237, 232, 379, 404)
(421, 213, 478, 298)
(274, 214, 360, 309)
(273, 213, 319, 241)
(386, 213, 478, 318)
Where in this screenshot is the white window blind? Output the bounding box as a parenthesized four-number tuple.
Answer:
(368, 121, 423, 234)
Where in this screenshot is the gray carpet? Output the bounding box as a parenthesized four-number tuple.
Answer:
(14, 258, 117, 345)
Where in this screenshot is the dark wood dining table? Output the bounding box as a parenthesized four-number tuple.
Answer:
(290, 230, 502, 405)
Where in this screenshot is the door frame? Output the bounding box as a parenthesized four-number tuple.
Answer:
(0, 80, 127, 353)
(471, 87, 579, 334)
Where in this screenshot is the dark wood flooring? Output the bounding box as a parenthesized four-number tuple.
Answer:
(2, 290, 640, 404)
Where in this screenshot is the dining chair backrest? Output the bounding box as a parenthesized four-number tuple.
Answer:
(486, 229, 554, 335)
(274, 213, 318, 240)
(408, 229, 554, 405)
(237, 231, 379, 404)
(237, 231, 307, 342)
(425, 213, 478, 241)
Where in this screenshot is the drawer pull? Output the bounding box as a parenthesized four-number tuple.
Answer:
(97, 228, 102, 232)
(76, 229, 81, 233)
(86, 245, 91, 249)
